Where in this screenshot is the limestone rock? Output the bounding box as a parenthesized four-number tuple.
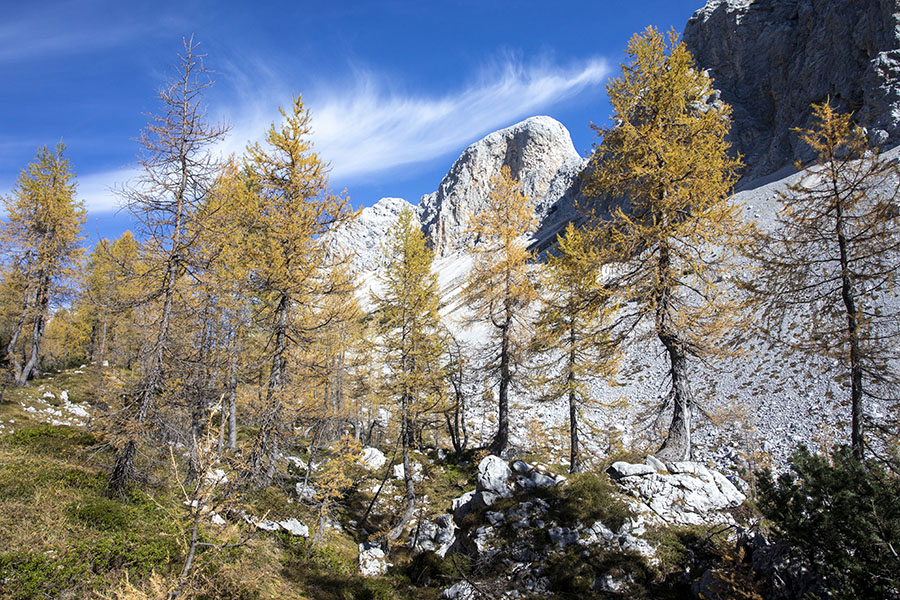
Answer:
(327, 196, 416, 272)
(684, 0, 900, 177)
(608, 460, 746, 525)
(359, 447, 387, 471)
(393, 461, 424, 483)
(417, 116, 586, 257)
(475, 455, 512, 499)
(358, 542, 390, 576)
(440, 581, 476, 600)
(607, 461, 656, 479)
(411, 514, 457, 558)
(278, 519, 309, 537)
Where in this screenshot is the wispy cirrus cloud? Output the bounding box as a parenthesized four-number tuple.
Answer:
(64, 54, 609, 213)
(222, 55, 609, 180)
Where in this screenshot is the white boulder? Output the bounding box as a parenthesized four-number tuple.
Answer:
(358, 542, 390, 576)
(360, 447, 387, 470)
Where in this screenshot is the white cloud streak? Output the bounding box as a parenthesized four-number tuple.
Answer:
(223, 56, 609, 180)
(76, 168, 133, 213)
(69, 56, 610, 213)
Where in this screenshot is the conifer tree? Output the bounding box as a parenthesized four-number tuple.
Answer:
(243, 95, 354, 485)
(1, 142, 85, 386)
(200, 160, 256, 453)
(750, 101, 900, 459)
(83, 231, 141, 368)
(108, 38, 227, 496)
(585, 27, 745, 461)
(533, 223, 619, 473)
(372, 208, 446, 539)
(463, 165, 538, 455)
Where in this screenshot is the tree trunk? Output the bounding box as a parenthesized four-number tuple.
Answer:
(247, 292, 289, 485)
(108, 224, 180, 495)
(835, 199, 865, 459)
(389, 393, 416, 541)
(490, 319, 511, 456)
(656, 334, 694, 462)
(227, 346, 238, 451)
(96, 309, 109, 368)
(15, 278, 50, 386)
(6, 280, 32, 385)
(567, 324, 581, 473)
(655, 243, 694, 462)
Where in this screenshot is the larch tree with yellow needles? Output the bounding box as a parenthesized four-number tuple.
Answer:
(243, 95, 355, 486)
(463, 165, 538, 456)
(585, 27, 746, 461)
(749, 101, 900, 460)
(373, 208, 446, 539)
(533, 223, 620, 473)
(2, 142, 85, 387)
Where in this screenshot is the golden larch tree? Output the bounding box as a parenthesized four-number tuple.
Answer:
(750, 101, 900, 459)
(242, 95, 354, 485)
(585, 27, 746, 461)
(463, 165, 538, 455)
(2, 142, 85, 387)
(372, 208, 446, 538)
(533, 222, 620, 472)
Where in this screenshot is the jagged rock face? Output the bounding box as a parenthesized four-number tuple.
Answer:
(685, 0, 900, 177)
(416, 115, 586, 257)
(328, 196, 416, 272)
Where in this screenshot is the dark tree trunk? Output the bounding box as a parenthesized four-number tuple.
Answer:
(246, 292, 289, 485)
(16, 277, 50, 387)
(835, 199, 865, 459)
(655, 243, 695, 462)
(568, 325, 581, 473)
(389, 393, 416, 541)
(490, 319, 511, 456)
(656, 334, 694, 462)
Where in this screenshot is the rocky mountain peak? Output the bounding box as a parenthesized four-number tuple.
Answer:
(416, 115, 586, 257)
(684, 0, 900, 178)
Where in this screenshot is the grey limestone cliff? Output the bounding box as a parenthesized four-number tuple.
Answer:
(684, 0, 900, 177)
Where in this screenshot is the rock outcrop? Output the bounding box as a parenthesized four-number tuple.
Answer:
(607, 456, 746, 525)
(328, 196, 416, 272)
(416, 116, 586, 257)
(685, 0, 900, 177)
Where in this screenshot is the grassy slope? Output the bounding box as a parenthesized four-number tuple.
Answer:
(0, 370, 445, 600)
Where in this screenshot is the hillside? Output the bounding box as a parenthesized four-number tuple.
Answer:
(4, 0, 900, 598)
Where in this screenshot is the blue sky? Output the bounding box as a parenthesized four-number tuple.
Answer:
(1, 0, 703, 244)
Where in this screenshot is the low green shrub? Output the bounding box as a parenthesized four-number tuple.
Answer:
(554, 471, 635, 531)
(757, 445, 900, 600)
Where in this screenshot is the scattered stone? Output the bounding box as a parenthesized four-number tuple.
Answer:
(644, 455, 668, 473)
(511, 460, 533, 475)
(278, 518, 309, 537)
(358, 542, 390, 576)
(284, 456, 307, 470)
(548, 526, 579, 549)
(360, 447, 387, 470)
(607, 461, 656, 479)
(295, 482, 316, 500)
(475, 455, 512, 499)
(393, 461, 424, 482)
(411, 514, 456, 557)
(440, 581, 476, 600)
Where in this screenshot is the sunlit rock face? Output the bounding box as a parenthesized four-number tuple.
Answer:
(684, 0, 900, 178)
(327, 196, 417, 273)
(416, 115, 586, 257)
